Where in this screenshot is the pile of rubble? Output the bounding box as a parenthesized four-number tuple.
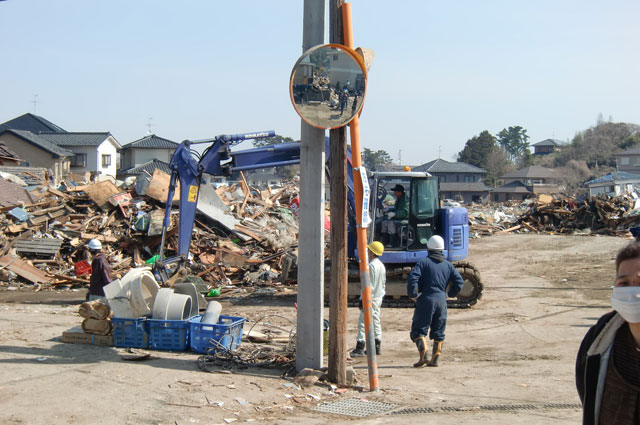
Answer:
(0, 168, 300, 295)
(516, 194, 640, 236)
(468, 193, 640, 237)
(467, 201, 529, 237)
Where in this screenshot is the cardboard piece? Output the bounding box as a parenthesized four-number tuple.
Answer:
(62, 326, 113, 346)
(83, 181, 121, 210)
(537, 194, 554, 204)
(146, 169, 180, 203)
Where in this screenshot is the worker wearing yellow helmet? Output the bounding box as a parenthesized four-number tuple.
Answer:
(351, 241, 387, 357)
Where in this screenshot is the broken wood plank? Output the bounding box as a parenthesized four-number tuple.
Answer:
(51, 273, 89, 284)
(234, 224, 264, 241)
(14, 238, 63, 257)
(47, 186, 70, 199)
(0, 255, 50, 284)
(500, 224, 523, 233)
(82, 181, 121, 210)
(80, 232, 118, 243)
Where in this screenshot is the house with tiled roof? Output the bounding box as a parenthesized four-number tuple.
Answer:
(413, 159, 490, 203)
(1, 113, 66, 134)
(532, 139, 562, 155)
(0, 113, 121, 178)
(492, 165, 561, 201)
(584, 171, 640, 197)
(37, 132, 121, 177)
(119, 134, 178, 175)
(118, 158, 171, 179)
(614, 146, 640, 174)
(0, 129, 72, 183)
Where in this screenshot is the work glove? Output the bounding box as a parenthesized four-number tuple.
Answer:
(386, 212, 396, 219)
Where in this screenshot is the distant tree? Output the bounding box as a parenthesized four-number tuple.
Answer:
(362, 148, 392, 170)
(496, 126, 530, 163)
(457, 130, 496, 169)
(249, 135, 298, 178)
(483, 147, 512, 187)
(555, 160, 595, 196)
(252, 134, 296, 148)
(519, 149, 534, 168)
(555, 121, 640, 168)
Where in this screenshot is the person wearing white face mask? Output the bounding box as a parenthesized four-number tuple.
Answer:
(576, 241, 640, 425)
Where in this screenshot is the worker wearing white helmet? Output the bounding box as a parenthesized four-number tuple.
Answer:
(407, 235, 464, 367)
(87, 238, 112, 300)
(351, 241, 386, 358)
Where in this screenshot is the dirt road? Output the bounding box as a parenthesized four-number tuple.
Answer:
(0, 234, 628, 424)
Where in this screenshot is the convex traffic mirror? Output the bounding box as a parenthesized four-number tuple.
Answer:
(289, 44, 367, 129)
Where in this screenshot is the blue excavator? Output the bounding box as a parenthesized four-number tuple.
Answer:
(154, 131, 483, 308)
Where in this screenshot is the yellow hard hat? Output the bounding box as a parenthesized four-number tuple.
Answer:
(368, 241, 384, 256)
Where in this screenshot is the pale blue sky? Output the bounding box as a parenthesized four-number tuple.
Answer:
(1, 1, 639, 165)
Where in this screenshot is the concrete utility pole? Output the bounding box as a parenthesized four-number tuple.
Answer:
(296, 0, 326, 372)
(328, 0, 348, 385)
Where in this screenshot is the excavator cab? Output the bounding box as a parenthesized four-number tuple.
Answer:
(371, 172, 439, 252)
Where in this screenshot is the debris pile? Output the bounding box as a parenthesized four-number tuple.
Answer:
(468, 193, 640, 237)
(467, 201, 528, 237)
(198, 313, 297, 376)
(516, 194, 640, 236)
(0, 168, 301, 295)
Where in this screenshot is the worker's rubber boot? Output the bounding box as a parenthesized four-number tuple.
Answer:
(428, 340, 443, 367)
(375, 339, 381, 355)
(350, 340, 365, 358)
(413, 336, 429, 368)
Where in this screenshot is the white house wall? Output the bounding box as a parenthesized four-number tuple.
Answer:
(97, 138, 118, 177)
(68, 146, 96, 175)
(132, 148, 173, 167)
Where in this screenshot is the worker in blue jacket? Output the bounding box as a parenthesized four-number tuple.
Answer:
(407, 235, 464, 367)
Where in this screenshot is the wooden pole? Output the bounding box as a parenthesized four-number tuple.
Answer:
(328, 0, 348, 386)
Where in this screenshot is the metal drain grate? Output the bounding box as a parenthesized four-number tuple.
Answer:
(316, 398, 398, 417)
(390, 402, 581, 415)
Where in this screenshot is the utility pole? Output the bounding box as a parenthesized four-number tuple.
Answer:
(32, 94, 39, 114)
(296, 0, 326, 372)
(343, 3, 379, 392)
(398, 149, 403, 166)
(328, 0, 348, 386)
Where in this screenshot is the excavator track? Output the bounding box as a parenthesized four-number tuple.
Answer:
(328, 260, 484, 309)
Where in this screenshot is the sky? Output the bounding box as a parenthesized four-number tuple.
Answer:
(1, 0, 639, 165)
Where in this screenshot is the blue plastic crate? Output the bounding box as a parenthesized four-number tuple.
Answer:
(147, 318, 189, 351)
(112, 317, 149, 348)
(188, 315, 245, 354)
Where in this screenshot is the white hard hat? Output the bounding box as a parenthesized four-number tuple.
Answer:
(427, 235, 445, 251)
(88, 239, 102, 250)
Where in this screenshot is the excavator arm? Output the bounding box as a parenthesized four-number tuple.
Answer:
(153, 131, 355, 283)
